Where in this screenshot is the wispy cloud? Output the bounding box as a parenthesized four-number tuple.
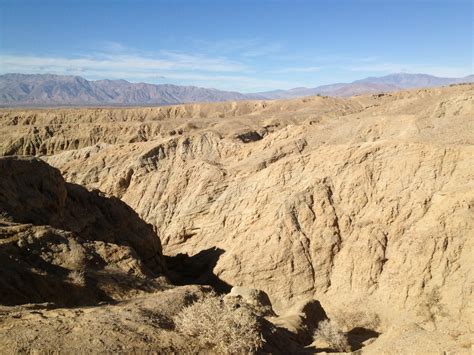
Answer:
(240, 43, 283, 57)
(0, 52, 247, 74)
(193, 38, 282, 58)
(272, 66, 321, 74)
(101, 41, 128, 52)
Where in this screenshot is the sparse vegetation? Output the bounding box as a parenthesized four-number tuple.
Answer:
(67, 240, 86, 268)
(173, 294, 263, 354)
(313, 319, 350, 352)
(418, 286, 448, 327)
(67, 269, 86, 286)
(332, 309, 381, 332)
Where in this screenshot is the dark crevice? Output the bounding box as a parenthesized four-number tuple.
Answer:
(347, 327, 380, 351)
(236, 131, 263, 143)
(164, 247, 232, 293)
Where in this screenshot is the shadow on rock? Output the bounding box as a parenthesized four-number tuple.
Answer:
(0, 156, 165, 275)
(164, 247, 232, 293)
(0, 156, 167, 307)
(0, 234, 114, 307)
(347, 327, 380, 351)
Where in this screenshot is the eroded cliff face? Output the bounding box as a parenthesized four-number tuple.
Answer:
(0, 157, 309, 354)
(0, 96, 361, 156)
(0, 157, 166, 306)
(2, 85, 473, 343)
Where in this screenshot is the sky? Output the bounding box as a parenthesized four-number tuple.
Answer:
(0, 0, 472, 92)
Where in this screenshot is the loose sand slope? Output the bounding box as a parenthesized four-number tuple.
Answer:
(1, 84, 473, 352)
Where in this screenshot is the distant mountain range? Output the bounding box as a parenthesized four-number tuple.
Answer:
(1, 72, 472, 107)
(259, 73, 474, 99)
(0, 73, 261, 107)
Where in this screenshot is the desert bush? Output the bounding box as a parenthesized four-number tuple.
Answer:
(67, 269, 86, 286)
(173, 294, 263, 354)
(313, 319, 350, 352)
(67, 240, 86, 268)
(332, 310, 381, 332)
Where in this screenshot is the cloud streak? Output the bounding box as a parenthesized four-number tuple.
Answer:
(193, 38, 282, 58)
(0, 52, 247, 74)
(272, 66, 321, 73)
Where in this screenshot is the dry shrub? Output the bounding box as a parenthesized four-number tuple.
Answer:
(332, 310, 381, 332)
(313, 319, 350, 352)
(67, 269, 86, 286)
(173, 294, 263, 354)
(67, 240, 86, 268)
(417, 286, 448, 327)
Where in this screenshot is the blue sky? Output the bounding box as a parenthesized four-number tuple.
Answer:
(0, 0, 472, 92)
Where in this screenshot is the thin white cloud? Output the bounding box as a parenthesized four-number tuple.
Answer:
(240, 43, 283, 57)
(272, 66, 321, 73)
(0, 52, 247, 75)
(194, 38, 260, 53)
(157, 51, 246, 71)
(101, 41, 128, 52)
(193, 38, 282, 58)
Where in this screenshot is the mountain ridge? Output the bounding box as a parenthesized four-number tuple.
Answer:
(0, 72, 472, 107)
(257, 73, 474, 99)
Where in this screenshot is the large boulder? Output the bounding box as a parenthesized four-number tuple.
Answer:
(224, 286, 276, 316)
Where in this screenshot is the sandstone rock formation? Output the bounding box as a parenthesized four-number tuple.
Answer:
(1, 84, 473, 352)
(0, 156, 319, 353)
(0, 156, 165, 306)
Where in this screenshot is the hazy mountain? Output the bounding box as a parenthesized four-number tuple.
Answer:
(257, 73, 474, 99)
(0, 73, 257, 107)
(353, 73, 474, 89)
(0, 72, 472, 106)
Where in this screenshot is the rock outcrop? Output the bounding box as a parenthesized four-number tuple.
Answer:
(0, 156, 315, 353)
(0, 156, 165, 306)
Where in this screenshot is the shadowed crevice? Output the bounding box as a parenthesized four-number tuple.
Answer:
(236, 130, 263, 143)
(347, 327, 380, 351)
(164, 247, 232, 293)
